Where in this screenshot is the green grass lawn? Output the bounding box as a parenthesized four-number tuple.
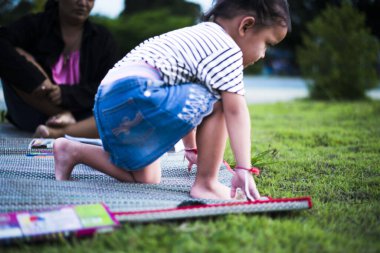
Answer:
(2, 101, 380, 253)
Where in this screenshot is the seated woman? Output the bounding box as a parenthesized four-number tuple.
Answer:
(0, 0, 118, 138)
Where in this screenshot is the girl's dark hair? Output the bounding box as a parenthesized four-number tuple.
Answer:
(202, 0, 291, 31)
(44, 0, 59, 11)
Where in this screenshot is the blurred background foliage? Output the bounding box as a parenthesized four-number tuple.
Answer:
(0, 0, 379, 100)
(297, 3, 379, 100)
(93, 8, 195, 57)
(93, 0, 201, 57)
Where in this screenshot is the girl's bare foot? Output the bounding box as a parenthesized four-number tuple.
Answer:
(53, 138, 78, 180)
(34, 125, 64, 138)
(190, 180, 231, 200)
(46, 111, 76, 127)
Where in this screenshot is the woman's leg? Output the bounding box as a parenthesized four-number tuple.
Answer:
(190, 102, 230, 199)
(53, 138, 161, 183)
(35, 116, 99, 138)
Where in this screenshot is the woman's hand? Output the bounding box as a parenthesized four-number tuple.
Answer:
(33, 79, 61, 105)
(46, 84, 62, 105)
(32, 79, 54, 97)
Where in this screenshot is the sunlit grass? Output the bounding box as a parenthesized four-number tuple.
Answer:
(1, 101, 379, 253)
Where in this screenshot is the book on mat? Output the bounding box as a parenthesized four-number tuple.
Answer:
(27, 138, 55, 156)
(63, 135, 185, 152)
(0, 203, 119, 244)
(64, 135, 103, 146)
(28, 138, 55, 150)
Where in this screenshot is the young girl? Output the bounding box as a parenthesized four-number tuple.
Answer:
(53, 0, 291, 200)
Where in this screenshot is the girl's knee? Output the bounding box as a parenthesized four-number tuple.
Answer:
(117, 170, 161, 184)
(135, 174, 161, 184)
(132, 162, 161, 184)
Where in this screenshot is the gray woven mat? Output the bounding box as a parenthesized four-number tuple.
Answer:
(0, 138, 32, 155)
(0, 138, 233, 214)
(0, 138, 312, 222)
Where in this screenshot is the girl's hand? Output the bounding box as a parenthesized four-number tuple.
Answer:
(230, 167, 261, 201)
(184, 148, 197, 172)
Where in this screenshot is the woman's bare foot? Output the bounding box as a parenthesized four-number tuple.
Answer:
(34, 125, 50, 138)
(53, 138, 78, 180)
(190, 180, 231, 200)
(46, 111, 76, 127)
(34, 125, 64, 138)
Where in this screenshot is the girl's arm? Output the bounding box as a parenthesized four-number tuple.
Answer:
(182, 129, 197, 171)
(221, 91, 251, 167)
(221, 91, 261, 200)
(182, 129, 196, 149)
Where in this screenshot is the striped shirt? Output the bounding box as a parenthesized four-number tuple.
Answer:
(114, 22, 245, 97)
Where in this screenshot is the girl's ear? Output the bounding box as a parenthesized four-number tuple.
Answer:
(238, 16, 256, 36)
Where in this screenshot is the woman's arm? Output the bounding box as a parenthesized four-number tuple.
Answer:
(0, 14, 47, 93)
(15, 47, 49, 79)
(14, 47, 59, 99)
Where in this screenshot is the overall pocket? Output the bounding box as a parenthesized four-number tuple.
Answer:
(101, 98, 155, 145)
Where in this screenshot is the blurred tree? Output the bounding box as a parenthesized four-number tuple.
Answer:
(355, 0, 380, 38)
(123, 0, 200, 18)
(287, 0, 379, 49)
(91, 0, 201, 57)
(92, 8, 194, 57)
(30, 0, 46, 13)
(3, 0, 378, 77)
(0, 0, 45, 25)
(297, 3, 379, 100)
(281, 1, 379, 76)
(0, 0, 32, 25)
